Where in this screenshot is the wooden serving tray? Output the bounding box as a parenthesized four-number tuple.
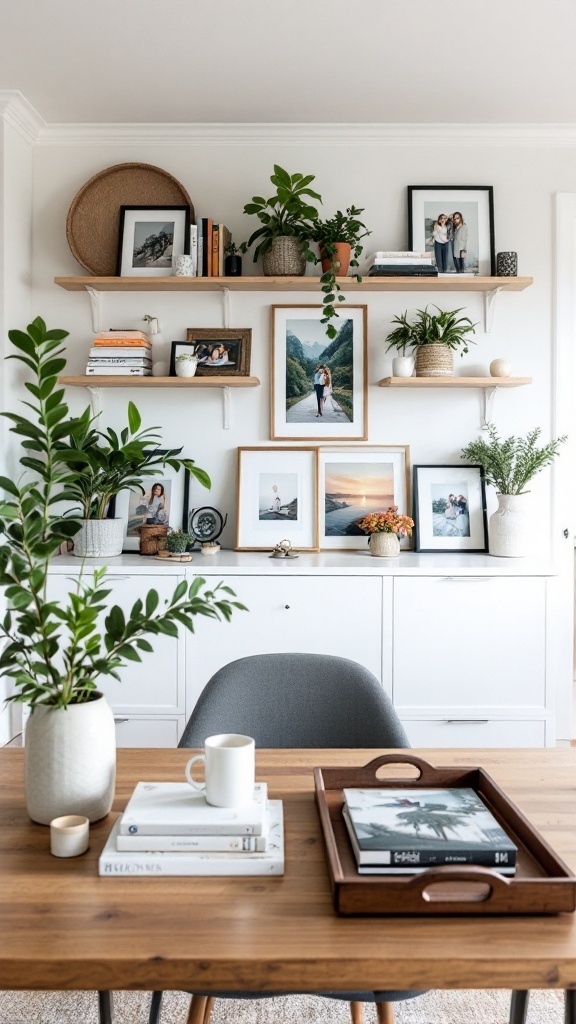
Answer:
(314, 754, 576, 915)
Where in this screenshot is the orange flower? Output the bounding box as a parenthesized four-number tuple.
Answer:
(358, 506, 414, 537)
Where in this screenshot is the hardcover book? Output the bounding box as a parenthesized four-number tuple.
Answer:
(89, 346, 151, 358)
(342, 787, 517, 871)
(120, 781, 268, 836)
(85, 366, 151, 375)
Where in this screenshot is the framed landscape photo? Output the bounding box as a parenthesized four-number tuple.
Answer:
(413, 464, 488, 552)
(317, 446, 410, 550)
(236, 447, 318, 551)
(271, 305, 367, 441)
(183, 327, 252, 377)
(110, 453, 190, 551)
(117, 205, 191, 277)
(407, 186, 495, 276)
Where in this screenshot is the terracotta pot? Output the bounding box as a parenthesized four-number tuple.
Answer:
(320, 242, 351, 276)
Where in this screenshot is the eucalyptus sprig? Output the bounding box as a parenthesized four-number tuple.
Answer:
(461, 425, 567, 495)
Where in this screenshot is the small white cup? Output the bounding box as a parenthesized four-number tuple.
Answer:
(186, 733, 255, 808)
(175, 255, 194, 276)
(50, 815, 90, 858)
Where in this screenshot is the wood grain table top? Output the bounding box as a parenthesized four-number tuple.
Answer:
(1, 747, 575, 992)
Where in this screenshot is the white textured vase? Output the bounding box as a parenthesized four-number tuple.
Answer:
(370, 532, 400, 557)
(25, 692, 116, 824)
(392, 355, 415, 378)
(489, 493, 530, 557)
(175, 358, 198, 378)
(73, 518, 124, 558)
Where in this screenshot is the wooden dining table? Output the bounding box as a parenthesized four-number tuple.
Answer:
(1, 746, 576, 999)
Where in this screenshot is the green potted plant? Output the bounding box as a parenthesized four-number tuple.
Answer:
(175, 351, 199, 378)
(385, 305, 477, 377)
(306, 207, 371, 341)
(224, 240, 244, 277)
(461, 426, 566, 556)
(0, 318, 244, 824)
(166, 530, 193, 554)
(243, 164, 322, 276)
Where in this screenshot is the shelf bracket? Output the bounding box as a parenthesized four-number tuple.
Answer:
(222, 287, 230, 329)
(484, 286, 502, 333)
(222, 386, 231, 429)
(87, 386, 102, 419)
(85, 286, 102, 334)
(481, 386, 498, 430)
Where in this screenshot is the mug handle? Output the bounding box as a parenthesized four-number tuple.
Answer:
(185, 754, 206, 791)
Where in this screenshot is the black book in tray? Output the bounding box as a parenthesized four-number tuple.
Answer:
(343, 787, 517, 875)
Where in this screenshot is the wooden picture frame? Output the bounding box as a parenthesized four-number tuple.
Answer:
(413, 464, 488, 552)
(270, 305, 368, 441)
(236, 446, 319, 551)
(116, 205, 190, 277)
(407, 186, 496, 277)
(184, 328, 252, 377)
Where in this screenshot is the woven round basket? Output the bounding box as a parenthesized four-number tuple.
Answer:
(416, 344, 454, 377)
(262, 236, 306, 276)
(66, 163, 193, 276)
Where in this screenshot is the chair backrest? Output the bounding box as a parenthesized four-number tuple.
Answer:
(179, 653, 409, 748)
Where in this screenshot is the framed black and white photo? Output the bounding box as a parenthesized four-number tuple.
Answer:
(116, 205, 191, 277)
(110, 453, 191, 551)
(236, 447, 318, 551)
(413, 464, 488, 552)
(180, 327, 252, 377)
(317, 446, 410, 550)
(408, 186, 495, 276)
(271, 305, 367, 441)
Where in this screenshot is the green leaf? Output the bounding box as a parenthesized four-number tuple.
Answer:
(145, 589, 159, 616)
(127, 401, 141, 434)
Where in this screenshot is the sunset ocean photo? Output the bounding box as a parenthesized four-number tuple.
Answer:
(324, 462, 394, 535)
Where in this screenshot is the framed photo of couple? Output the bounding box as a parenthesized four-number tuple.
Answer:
(412, 464, 488, 552)
(270, 305, 368, 441)
(408, 186, 495, 277)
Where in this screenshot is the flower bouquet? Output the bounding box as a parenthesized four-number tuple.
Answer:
(357, 506, 414, 558)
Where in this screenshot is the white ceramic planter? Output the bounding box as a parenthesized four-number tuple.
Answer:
(489, 493, 530, 557)
(370, 532, 400, 557)
(175, 358, 198, 378)
(25, 692, 116, 824)
(73, 518, 124, 558)
(392, 355, 415, 378)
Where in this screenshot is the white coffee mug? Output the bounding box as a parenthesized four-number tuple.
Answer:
(186, 733, 255, 807)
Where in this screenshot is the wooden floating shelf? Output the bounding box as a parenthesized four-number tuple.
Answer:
(54, 275, 533, 294)
(58, 375, 260, 388)
(378, 376, 532, 389)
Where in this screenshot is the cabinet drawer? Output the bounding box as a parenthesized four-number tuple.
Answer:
(401, 717, 548, 748)
(114, 717, 182, 748)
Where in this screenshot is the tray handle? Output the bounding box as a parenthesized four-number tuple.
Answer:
(406, 865, 512, 906)
(362, 753, 440, 783)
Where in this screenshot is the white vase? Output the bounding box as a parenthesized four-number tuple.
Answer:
(392, 355, 415, 378)
(490, 358, 512, 378)
(489, 493, 530, 557)
(175, 358, 198, 378)
(73, 518, 124, 558)
(370, 532, 400, 557)
(25, 692, 116, 824)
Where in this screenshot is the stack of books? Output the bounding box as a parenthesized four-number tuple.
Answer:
(86, 330, 152, 376)
(99, 781, 284, 876)
(195, 220, 231, 278)
(342, 786, 517, 875)
(367, 251, 438, 277)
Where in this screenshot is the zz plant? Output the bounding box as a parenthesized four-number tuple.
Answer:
(0, 318, 245, 709)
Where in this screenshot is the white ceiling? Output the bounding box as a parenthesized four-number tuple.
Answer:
(0, 0, 574, 125)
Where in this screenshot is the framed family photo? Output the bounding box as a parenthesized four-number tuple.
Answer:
(181, 327, 252, 377)
(407, 186, 495, 277)
(236, 447, 318, 551)
(110, 453, 191, 551)
(413, 464, 488, 552)
(116, 205, 191, 277)
(270, 305, 367, 441)
(317, 446, 410, 550)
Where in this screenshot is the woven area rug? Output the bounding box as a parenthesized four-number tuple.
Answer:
(0, 989, 565, 1024)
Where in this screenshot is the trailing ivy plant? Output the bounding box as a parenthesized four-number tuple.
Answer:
(306, 207, 371, 340)
(0, 318, 245, 709)
(461, 425, 566, 495)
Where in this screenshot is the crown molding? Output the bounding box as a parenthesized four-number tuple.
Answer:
(34, 121, 576, 147)
(0, 91, 44, 144)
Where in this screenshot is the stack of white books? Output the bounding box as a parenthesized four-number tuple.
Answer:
(99, 781, 284, 876)
(367, 251, 438, 277)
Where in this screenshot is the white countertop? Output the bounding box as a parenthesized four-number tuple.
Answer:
(49, 550, 556, 576)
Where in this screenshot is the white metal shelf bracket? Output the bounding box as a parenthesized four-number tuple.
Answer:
(481, 386, 498, 430)
(484, 286, 502, 333)
(85, 286, 102, 333)
(221, 286, 231, 329)
(222, 386, 231, 429)
(87, 386, 102, 419)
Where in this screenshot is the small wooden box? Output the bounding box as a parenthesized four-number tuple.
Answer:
(314, 754, 576, 916)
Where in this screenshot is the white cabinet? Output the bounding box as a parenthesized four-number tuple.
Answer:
(401, 718, 548, 748)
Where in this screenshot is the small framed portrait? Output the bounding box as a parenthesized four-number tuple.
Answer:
(110, 452, 191, 551)
(116, 205, 191, 277)
(317, 446, 410, 550)
(271, 305, 368, 441)
(182, 328, 252, 377)
(407, 186, 495, 276)
(236, 447, 318, 551)
(413, 464, 488, 552)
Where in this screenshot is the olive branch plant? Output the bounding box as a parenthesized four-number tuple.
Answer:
(0, 318, 245, 710)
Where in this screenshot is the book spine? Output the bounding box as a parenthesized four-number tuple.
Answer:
(212, 225, 219, 277)
(373, 258, 433, 265)
(361, 849, 516, 868)
(205, 218, 213, 276)
(87, 358, 152, 367)
(190, 224, 198, 276)
(116, 833, 268, 852)
(99, 854, 283, 877)
(97, 331, 149, 340)
(85, 367, 151, 376)
(197, 225, 204, 278)
(89, 347, 151, 357)
(119, 821, 263, 836)
(368, 268, 438, 276)
(94, 338, 151, 348)
(374, 251, 428, 258)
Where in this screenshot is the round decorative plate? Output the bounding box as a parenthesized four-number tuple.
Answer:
(189, 507, 225, 544)
(66, 162, 194, 276)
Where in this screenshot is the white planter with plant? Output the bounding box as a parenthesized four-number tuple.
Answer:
(0, 319, 245, 824)
(357, 507, 414, 558)
(175, 353, 198, 378)
(385, 305, 477, 377)
(461, 426, 566, 557)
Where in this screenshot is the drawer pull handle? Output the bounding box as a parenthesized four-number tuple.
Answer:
(114, 718, 129, 725)
(445, 719, 489, 725)
(440, 577, 492, 582)
(106, 575, 131, 582)
(284, 604, 291, 610)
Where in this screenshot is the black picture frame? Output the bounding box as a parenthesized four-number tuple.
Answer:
(116, 204, 191, 277)
(108, 451, 191, 551)
(413, 464, 488, 553)
(407, 186, 495, 277)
